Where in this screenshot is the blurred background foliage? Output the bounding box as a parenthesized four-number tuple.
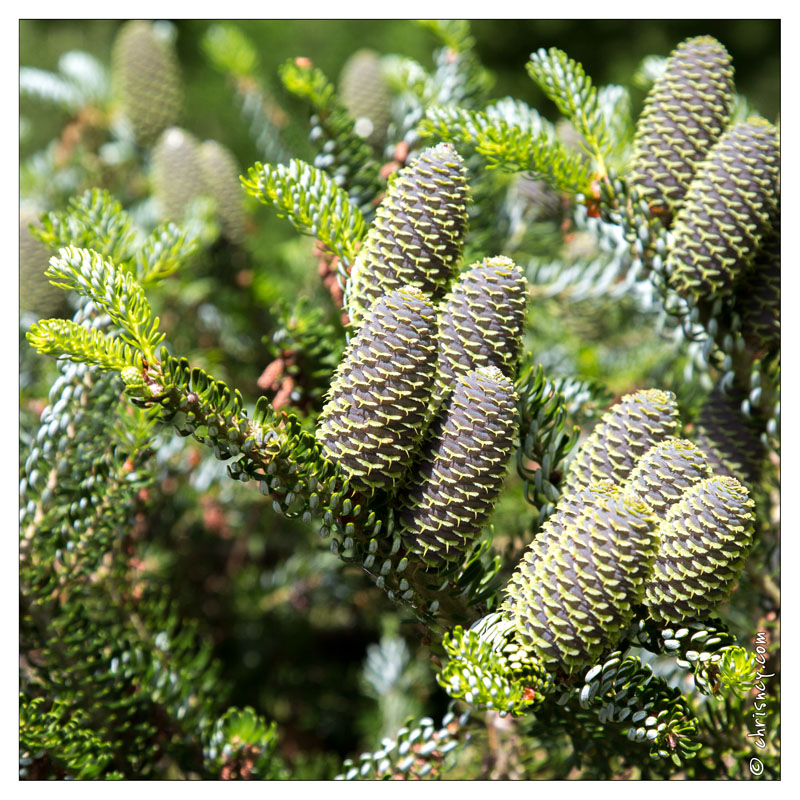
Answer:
(20, 19, 780, 169)
(19, 19, 780, 395)
(19, 19, 779, 778)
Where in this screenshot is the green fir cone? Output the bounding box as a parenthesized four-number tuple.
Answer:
(501, 488, 659, 674)
(151, 127, 206, 223)
(644, 475, 755, 623)
(345, 142, 469, 329)
(20, 208, 64, 319)
(198, 140, 247, 245)
(666, 117, 780, 301)
(692, 385, 765, 486)
(435, 256, 527, 397)
(111, 20, 181, 146)
(737, 215, 780, 351)
(397, 366, 517, 570)
(316, 286, 437, 491)
(564, 389, 680, 494)
(339, 49, 391, 151)
(629, 35, 733, 215)
(624, 438, 710, 515)
(501, 482, 618, 621)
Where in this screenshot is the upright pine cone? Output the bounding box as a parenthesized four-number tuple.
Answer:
(316, 286, 437, 491)
(736, 214, 780, 351)
(643, 475, 755, 623)
(692, 385, 765, 486)
(624, 438, 710, 515)
(111, 20, 181, 146)
(629, 35, 733, 215)
(339, 49, 391, 151)
(564, 389, 680, 494)
(198, 140, 247, 245)
(436, 256, 526, 397)
(345, 142, 469, 329)
(151, 127, 206, 224)
(666, 117, 780, 301)
(501, 482, 618, 621)
(20, 208, 64, 319)
(502, 488, 659, 675)
(397, 366, 517, 570)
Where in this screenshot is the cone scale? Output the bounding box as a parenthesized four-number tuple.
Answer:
(198, 140, 247, 245)
(397, 366, 517, 570)
(112, 21, 181, 147)
(693, 385, 765, 486)
(666, 118, 780, 301)
(151, 128, 206, 223)
(629, 35, 733, 215)
(737, 216, 781, 351)
(339, 49, 391, 150)
(624, 438, 710, 515)
(436, 255, 526, 397)
(644, 475, 755, 623)
(502, 488, 658, 674)
(564, 389, 680, 494)
(316, 286, 437, 491)
(345, 142, 469, 329)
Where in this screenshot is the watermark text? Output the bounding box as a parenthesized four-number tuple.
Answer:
(747, 631, 774, 777)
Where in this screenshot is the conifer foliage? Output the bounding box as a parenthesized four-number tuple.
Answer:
(21, 21, 779, 780)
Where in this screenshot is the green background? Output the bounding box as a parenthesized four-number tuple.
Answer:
(20, 19, 780, 168)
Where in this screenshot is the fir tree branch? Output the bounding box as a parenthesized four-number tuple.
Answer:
(201, 22, 259, 78)
(202, 24, 291, 165)
(19, 696, 123, 780)
(437, 619, 552, 716)
(203, 707, 287, 779)
(34, 190, 136, 264)
(572, 651, 701, 766)
(279, 57, 382, 209)
(36, 246, 163, 362)
(242, 159, 365, 265)
(26, 318, 143, 373)
(527, 47, 611, 176)
(514, 361, 581, 531)
(416, 19, 475, 53)
(416, 19, 493, 104)
(336, 710, 471, 780)
(29, 188, 201, 292)
(135, 221, 197, 288)
(420, 102, 593, 195)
